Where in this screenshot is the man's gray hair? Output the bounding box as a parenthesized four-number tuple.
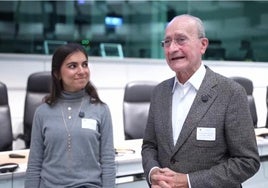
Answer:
(171, 14, 206, 38)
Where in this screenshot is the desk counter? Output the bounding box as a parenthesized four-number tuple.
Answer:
(0, 139, 144, 188)
(1, 138, 268, 188)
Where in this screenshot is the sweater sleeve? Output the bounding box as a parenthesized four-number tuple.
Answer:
(100, 104, 116, 188)
(24, 107, 44, 188)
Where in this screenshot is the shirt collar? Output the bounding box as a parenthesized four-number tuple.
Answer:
(172, 64, 206, 93)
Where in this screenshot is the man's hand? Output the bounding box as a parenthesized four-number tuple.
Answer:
(150, 167, 189, 188)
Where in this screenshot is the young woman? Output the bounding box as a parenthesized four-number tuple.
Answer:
(25, 43, 116, 188)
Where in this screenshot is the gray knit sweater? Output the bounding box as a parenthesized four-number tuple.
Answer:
(25, 90, 116, 188)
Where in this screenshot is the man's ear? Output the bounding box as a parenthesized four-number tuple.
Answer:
(201, 38, 209, 54)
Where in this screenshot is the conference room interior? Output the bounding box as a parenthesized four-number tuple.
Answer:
(1, 1, 268, 188)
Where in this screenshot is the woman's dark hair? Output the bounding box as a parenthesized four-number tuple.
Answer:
(45, 43, 103, 105)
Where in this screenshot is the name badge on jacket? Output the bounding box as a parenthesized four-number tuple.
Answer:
(82, 118, 97, 131)
(196, 127, 216, 141)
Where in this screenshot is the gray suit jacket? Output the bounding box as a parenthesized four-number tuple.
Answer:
(142, 66, 260, 188)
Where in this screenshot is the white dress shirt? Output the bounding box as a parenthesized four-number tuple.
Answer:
(171, 64, 206, 188)
(171, 64, 206, 145)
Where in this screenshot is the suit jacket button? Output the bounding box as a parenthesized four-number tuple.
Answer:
(170, 158, 176, 164)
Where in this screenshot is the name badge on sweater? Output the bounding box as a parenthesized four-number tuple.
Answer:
(196, 127, 216, 141)
(82, 118, 97, 131)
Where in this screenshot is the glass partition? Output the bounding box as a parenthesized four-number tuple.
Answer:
(0, 0, 267, 62)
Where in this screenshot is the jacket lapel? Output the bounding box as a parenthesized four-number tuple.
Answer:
(160, 78, 176, 151)
(172, 68, 218, 154)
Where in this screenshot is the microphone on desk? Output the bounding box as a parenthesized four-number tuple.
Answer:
(9, 153, 25, 158)
(0, 163, 19, 173)
(115, 148, 135, 155)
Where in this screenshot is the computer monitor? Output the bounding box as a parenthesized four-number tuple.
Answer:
(43, 40, 67, 55)
(105, 16, 123, 28)
(100, 43, 124, 58)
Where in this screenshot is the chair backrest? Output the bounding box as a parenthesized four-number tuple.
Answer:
(123, 81, 157, 140)
(230, 76, 258, 127)
(23, 71, 51, 148)
(0, 81, 13, 151)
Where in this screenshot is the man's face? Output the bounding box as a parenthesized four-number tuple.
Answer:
(163, 16, 208, 76)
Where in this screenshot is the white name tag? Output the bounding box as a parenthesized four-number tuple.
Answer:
(196, 127, 216, 141)
(82, 118, 97, 131)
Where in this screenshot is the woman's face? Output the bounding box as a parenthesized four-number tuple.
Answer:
(59, 51, 89, 92)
